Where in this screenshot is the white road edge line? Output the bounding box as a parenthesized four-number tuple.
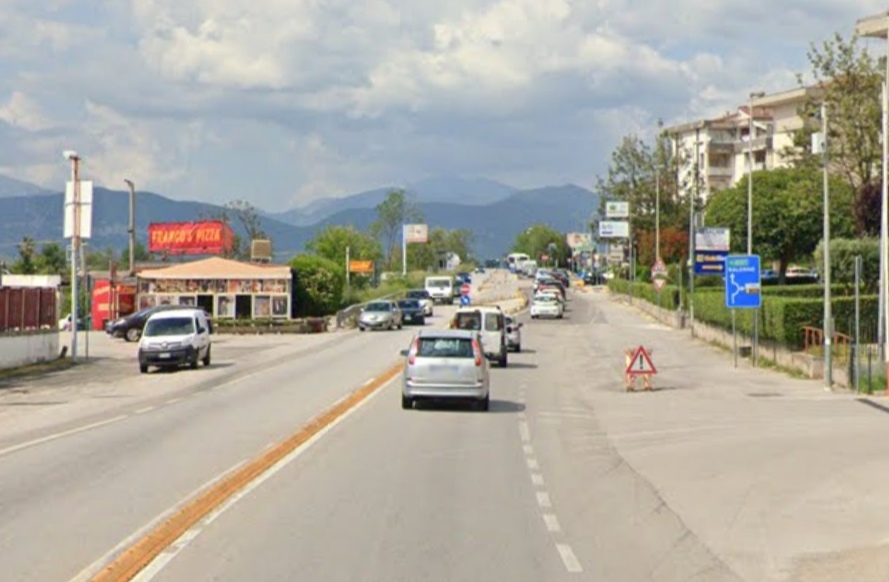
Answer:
(67, 459, 249, 582)
(543, 513, 561, 532)
(0, 415, 129, 459)
(536, 491, 552, 508)
(129, 374, 395, 582)
(556, 544, 583, 573)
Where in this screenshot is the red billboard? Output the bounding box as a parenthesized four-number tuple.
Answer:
(148, 220, 235, 256)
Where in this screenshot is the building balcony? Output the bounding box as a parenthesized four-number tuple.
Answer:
(707, 166, 734, 178)
(734, 135, 772, 153)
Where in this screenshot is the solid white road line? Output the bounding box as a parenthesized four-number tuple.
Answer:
(128, 375, 394, 582)
(542, 513, 561, 533)
(556, 544, 583, 573)
(0, 415, 129, 459)
(536, 492, 552, 508)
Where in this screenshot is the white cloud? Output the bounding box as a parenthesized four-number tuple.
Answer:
(0, 0, 887, 209)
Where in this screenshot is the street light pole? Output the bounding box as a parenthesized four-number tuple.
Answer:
(820, 102, 832, 388)
(748, 91, 765, 366)
(124, 179, 136, 274)
(856, 11, 889, 393)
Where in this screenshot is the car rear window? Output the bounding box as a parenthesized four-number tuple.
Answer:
(453, 312, 481, 330)
(398, 300, 419, 308)
(484, 314, 502, 331)
(417, 337, 474, 358)
(407, 290, 429, 298)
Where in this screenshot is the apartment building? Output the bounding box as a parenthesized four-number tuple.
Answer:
(665, 85, 820, 203)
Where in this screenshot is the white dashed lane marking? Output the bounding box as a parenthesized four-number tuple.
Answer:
(543, 513, 561, 532)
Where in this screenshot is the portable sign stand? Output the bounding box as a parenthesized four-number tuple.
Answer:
(624, 345, 657, 391)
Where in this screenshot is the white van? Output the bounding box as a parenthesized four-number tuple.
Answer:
(451, 306, 508, 367)
(138, 308, 212, 373)
(425, 275, 456, 305)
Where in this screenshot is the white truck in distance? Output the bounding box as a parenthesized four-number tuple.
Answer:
(425, 275, 456, 305)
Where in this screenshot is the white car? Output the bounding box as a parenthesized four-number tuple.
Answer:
(138, 308, 212, 373)
(530, 293, 563, 319)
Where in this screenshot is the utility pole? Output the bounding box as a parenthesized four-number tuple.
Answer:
(66, 151, 81, 360)
(124, 179, 136, 274)
(345, 245, 351, 293)
(820, 102, 832, 388)
(748, 91, 765, 367)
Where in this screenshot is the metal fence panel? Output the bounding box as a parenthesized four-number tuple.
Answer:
(0, 287, 57, 333)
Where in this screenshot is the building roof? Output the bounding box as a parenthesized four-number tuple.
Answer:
(137, 257, 291, 280)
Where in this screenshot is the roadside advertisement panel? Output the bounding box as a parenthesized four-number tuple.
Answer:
(565, 232, 592, 250)
(404, 224, 428, 243)
(148, 221, 235, 255)
(598, 220, 629, 238)
(349, 260, 374, 274)
(695, 227, 731, 251)
(605, 201, 629, 218)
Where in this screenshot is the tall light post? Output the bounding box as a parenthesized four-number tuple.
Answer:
(814, 103, 832, 387)
(64, 150, 81, 360)
(747, 91, 765, 366)
(123, 179, 136, 274)
(856, 12, 889, 392)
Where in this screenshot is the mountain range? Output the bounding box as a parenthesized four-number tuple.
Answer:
(0, 175, 598, 263)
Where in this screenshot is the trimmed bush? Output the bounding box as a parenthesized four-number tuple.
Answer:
(290, 254, 345, 317)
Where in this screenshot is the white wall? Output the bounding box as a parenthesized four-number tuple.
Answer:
(0, 332, 60, 369)
(1, 275, 62, 287)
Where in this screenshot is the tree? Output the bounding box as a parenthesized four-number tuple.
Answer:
(789, 33, 882, 193)
(306, 225, 382, 286)
(11, 236, 37, 274)
(118, 241, 150, 268)
(36, 242, 68, 275)
(370, 189, 423, 270)
(512, 224, 571, 267)
(290, 254, 345, 317)
(705, 167, 856, 281)
(200, 200, 268, 260)
(406, 227, 475, 271)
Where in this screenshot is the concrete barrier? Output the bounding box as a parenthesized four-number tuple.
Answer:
(0, 331, 60, 370)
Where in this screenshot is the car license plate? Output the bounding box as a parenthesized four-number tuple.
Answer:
(158, 352, 171, 359)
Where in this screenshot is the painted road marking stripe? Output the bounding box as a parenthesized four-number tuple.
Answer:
(68, 459, 249, 582)
(134, 406, 156, 415)
(86, 363, 404, 582)
(519, 422, 531, 442)
(536, 491, 552, 508)
(531, 473, 545, 486)
(543, 513, 561, 532)
(165, 398, 183, 405)
(556, 544, 583, 573)
(0, 415, 129, 459)
(527, 458, 539, 470)
(523, 444, 534, 456)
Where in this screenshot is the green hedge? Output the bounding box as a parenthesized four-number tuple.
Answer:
(609, 277, 877, 350)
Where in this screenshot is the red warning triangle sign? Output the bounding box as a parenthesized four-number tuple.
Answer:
(625, 345, 657, 375)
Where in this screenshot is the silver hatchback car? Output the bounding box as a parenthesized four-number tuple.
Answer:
(401, 329, 490, 411)
(358, 300, 403, 331)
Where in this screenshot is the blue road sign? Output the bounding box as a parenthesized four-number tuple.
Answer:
(724, 255, 762, 309)
(694, 250, 728, 275)
(460, 294, 471, 306)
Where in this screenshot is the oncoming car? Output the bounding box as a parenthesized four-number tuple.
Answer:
(138, 308, 212, 373)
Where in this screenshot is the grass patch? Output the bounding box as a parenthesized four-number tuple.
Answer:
(0, 358, 74, 381)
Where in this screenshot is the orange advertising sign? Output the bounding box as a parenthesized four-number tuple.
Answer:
(148, 221, 235, 255)
(349, 260, 374, 274)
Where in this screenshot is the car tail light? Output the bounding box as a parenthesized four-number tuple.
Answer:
(408, 338, 419, 365)
(472, 339, 483, 366)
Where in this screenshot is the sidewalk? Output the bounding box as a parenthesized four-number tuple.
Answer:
(573, 290, 889, 582)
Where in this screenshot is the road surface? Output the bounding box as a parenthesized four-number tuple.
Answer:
(4, 274, 889, 581)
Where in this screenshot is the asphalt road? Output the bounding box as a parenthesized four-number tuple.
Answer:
(7, 274, 889, 581)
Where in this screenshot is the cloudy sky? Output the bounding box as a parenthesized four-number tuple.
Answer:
(0, 0, 886, 211)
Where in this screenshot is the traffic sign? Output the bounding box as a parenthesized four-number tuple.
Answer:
(651, 258, 667, 276)
(625, 346, 657, 375)
(653, 278, 667, 291)
(460, 294, 471, 306)
(725, 255, 762, 309)
(460, 283, 471, 296)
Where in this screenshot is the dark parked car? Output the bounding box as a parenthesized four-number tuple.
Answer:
(397, 299, 426, 325)
(107, 305, 213, 342)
